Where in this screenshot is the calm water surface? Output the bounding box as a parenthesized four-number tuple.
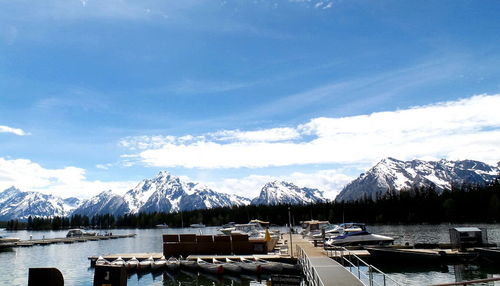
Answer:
(1, 224, 500, 285)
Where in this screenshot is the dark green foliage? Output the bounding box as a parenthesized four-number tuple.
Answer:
(3, 178, 500, 230)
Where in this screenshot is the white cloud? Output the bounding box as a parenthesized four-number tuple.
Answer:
(122, 94, 500, 168)
(0, 125, 29, 136)
(204, 170, 353, 199)
(0, 157, 135, 199)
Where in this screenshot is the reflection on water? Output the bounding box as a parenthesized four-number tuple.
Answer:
(377, 263, 500, 286)
(1, 224, 500, 285)
(122, 269, 276, 286)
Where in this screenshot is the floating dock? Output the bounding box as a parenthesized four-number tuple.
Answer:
(3, 233, 136, 249)
(89, 233, 366, 285)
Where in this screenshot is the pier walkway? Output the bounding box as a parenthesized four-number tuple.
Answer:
(290, 234, 364, 286)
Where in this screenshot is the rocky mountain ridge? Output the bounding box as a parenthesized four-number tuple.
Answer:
(335, 157, 500, 202)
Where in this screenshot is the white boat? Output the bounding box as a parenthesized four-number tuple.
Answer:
(166, 257, 180, 271)
(0, 236, 20, 243)
(300, 220, 330, 237)
(137, 256, 153, 271)
(238, 257, 262, 274)
(197, 258, 223, 274)
(125, 257, 139, 270)
(220, 221, 280, 239)
(95, 256, 110, 266)
(311, 223, 364, 239)
(66, 229, 97, 238)
(155, 223, 168, 229)
(151, 256, 167, 270)
(190, 223, 206, 228)
(325, 223, 394, 246)
(111, 257, 125, 267)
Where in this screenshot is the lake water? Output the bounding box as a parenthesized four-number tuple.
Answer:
(1, 224, 500, 285)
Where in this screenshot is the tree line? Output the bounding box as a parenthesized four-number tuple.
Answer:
(3, 178, 500, 230)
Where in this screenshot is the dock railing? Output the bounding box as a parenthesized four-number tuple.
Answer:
(296, 245, 326, 286)
(326, 247, 402, 286)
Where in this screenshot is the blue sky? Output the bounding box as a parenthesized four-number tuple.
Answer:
(1, 0, 499, 199)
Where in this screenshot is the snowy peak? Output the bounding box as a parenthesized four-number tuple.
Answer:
(251, 180, 327, 205)
(124, 171, 187, 213)
(336, 158, 500, 202)
(0, 187, 73, 220)
(72, 190, 129, 217)
(122, 171, 251, 214)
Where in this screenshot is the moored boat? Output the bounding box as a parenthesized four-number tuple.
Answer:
(66, 229, 97, 238)
(180, 257, 198, 270)
(155, 223, 168, 229)
(166, 257, 180, 271)
(137, 256, 154, 270)
(151, 256, 167, 270)
(111, 257, 125, 267)
(125, 257, 139, 270)
(213, 258, 241, 273)
(325, 223, 394, 246)
(0, 236, 20, 243)
(238, 257, 262, 274)
(190, 223, 206, 228)
(300, 220, 330, 237)
(197, 258, 224, 275)
(253, 257, 283, 273)
(95, 256, 110, 266)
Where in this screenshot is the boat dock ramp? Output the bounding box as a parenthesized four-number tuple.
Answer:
(1, 233, 136, 249)
(293, 234, 365, 286)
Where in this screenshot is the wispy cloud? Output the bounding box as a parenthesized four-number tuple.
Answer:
(171, 79, 256, 95)
(0, 157, 135, 198)
(120, 94, 500, 168)
(0, 125, 29, 136)
(119, 127, 301, 151)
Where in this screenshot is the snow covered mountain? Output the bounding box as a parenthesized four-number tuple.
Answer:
(0, 187, 74, 220)
(72, 190, 130, 217)
(123, 171, 250, 214)
(251, 181, 327, 205)
(336, 158, 500, 202)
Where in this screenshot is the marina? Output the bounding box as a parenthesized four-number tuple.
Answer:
(2, 225, 500, 285)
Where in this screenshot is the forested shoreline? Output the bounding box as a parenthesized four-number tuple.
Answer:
(2, 178, 499, 231)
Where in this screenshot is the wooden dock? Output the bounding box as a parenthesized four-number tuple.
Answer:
(291, 234, 365, 286)
(5, 233, 136, 249)
(88, 253, 287, 266)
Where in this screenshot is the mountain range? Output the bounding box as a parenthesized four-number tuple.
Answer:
(0, 186, 80, 221)
(1, 158, 498, 220)
(335, 157, 500, 202)
(0, 171, 322, 220)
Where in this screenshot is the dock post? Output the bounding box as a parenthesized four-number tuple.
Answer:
(28, 268, 64, 286)
(93, 265, 127, 286)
